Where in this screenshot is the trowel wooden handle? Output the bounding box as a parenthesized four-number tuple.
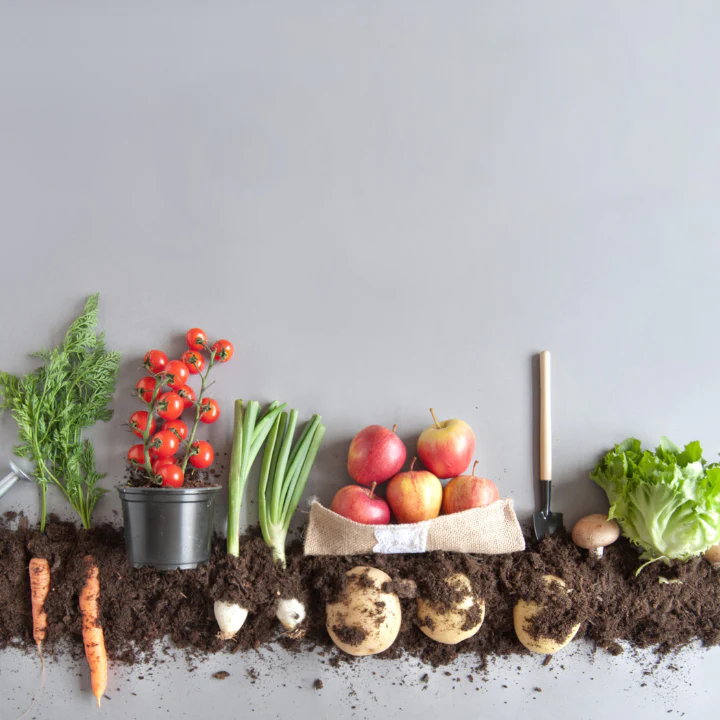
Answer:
(539, 350, 551, 481)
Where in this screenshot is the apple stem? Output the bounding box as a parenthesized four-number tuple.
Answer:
(472, 460, 479, 476)
(369, 482, 377, 499)
(409, 457, 417, 472)
(392, 424, 397, 433)
(429, 408, 441, 429)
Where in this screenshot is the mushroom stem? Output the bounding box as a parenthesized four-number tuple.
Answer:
(588, 547, 604, 559)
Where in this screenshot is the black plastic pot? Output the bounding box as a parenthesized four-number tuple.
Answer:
(118, 486, 220, 570)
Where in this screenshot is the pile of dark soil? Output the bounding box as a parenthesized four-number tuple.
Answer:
(123, 464, 221, 489)
(1, 514, 719, 669)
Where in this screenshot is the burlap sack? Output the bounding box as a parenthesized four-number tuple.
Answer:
(304, 499, 525, 556)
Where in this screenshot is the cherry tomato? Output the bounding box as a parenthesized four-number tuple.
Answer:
(189, 440, 214, 469)
(165, 360, 190, 389)
(157, 463, 185, 488)
(199, 398, 221, 424)
(152, 457, 175, 474)
(144, 349, 168, 374)
(177, 385, 196, 409)
(151, 430, 180, 458)
(181, 350, 205, 375)
(129, 411, 156, 438)
(127, 444, 147, 466)
(186, 328, 208, 352)
(136, 376, 158, 403)
(211, 339, 234, 363)
(157, 391, 184, 421)
(164, 419, 188, 441)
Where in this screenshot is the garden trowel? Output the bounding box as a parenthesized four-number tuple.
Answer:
(533, 350, 564, 539)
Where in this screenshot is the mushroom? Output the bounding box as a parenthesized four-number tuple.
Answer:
(704, 543, 720, 569)
(571, 513, 620, 559)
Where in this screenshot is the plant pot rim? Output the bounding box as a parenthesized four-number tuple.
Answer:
(118, 485, 220, 496)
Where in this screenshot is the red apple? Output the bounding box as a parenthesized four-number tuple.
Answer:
(442, 460, 499, 514)
(386, 458, 443, 524)
(416, 408, 475, 479)
(330, 484, 391, 525)
(347, 423, 407, 487)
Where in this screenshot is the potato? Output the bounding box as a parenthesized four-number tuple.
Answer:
(513, 574, 580, 654)
(416, 573, 485, 644)
(704, 543, 720, 568)
(326, 566, 401, 656)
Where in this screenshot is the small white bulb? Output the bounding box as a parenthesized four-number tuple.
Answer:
(276, 598, 306, 630)
(214, 600, 248, 640)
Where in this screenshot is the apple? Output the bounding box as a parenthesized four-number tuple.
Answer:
(386, 458, 442, 524)
(347, 423, 407, 487)
(330, 484, 391, 525)
(442, 461, 499, 514)
(416, 408, 475, 479)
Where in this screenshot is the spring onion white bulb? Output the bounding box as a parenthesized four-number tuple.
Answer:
(214, 600, 248, 640)
(276, 598, 306, 631)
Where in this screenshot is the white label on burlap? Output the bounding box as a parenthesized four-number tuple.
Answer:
(373, 522, 430, 553)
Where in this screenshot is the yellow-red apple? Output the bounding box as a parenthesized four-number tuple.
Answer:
(348, 424, 407, 487)
(442, 461, 499, 514)
(417, 408, 475, 479)
(386, 458, 442, 524)
(330, 484, 391, 525)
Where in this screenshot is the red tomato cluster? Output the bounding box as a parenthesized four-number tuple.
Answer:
(127, 328, 234, 487)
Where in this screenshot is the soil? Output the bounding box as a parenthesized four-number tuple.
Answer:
(123, 463, 221, 489)
(331, 624, 367, 647)
(2, 516, 720, 670)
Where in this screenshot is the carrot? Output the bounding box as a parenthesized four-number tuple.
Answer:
(29, 558, 50, 653)
(80, 555, 107, 708)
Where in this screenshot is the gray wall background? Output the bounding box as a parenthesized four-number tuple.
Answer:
(1, 2, 719, 718)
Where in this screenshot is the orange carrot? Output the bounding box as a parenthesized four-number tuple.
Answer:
(80, 555, 107, 708)
(29, 558, 50, 653)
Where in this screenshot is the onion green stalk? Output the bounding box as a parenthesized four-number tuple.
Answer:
(258, 410, 325, 566)
(227, 399, 287, 558)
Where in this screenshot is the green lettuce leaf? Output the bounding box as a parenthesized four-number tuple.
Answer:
(590, 437, 720, 566)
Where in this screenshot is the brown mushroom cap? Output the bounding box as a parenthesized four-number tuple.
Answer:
(571, 513, 621, 550)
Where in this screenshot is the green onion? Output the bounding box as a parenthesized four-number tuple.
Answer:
(259, 410, 325, 566)
(227, 399, 287, 557)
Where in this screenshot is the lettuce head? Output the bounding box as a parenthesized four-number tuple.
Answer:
(590, 437, 720, 567)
